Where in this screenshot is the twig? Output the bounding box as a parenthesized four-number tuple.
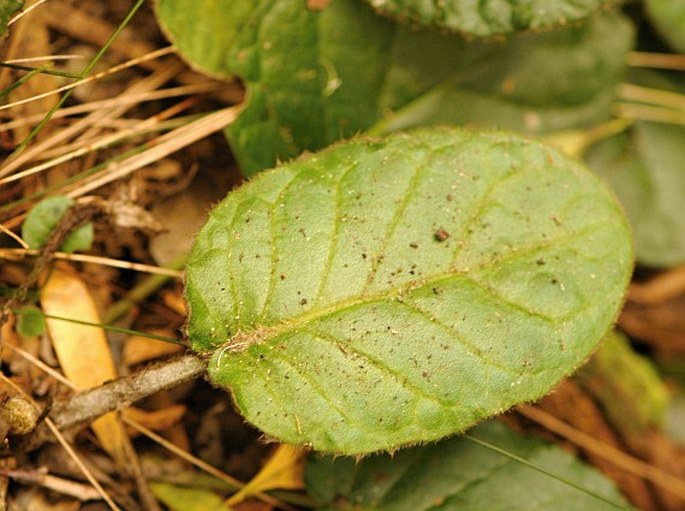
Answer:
(0, 375, 121, 510)
(49, 354, 205, 431)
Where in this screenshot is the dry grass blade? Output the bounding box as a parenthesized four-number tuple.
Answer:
(0, 95, 197, 186)
(629, 52, 685, 71)
(0, 83, 221, 134)
(0, 223, 28, 248)
(0, 248, 183, 277)
(63, 105, 240, 199)
(0, 49, 179, 178)
(7, 0, 50, 26)
(4, 54, 84, 64)
(0, 46, 175, 114)
(3, 470, 102, 501)
(618, 84, 685, 111)
(614, 103, 685, 125)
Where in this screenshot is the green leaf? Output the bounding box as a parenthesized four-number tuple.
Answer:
(364, 0, 613, 36)
(155, 0, 251, 78)
(155, 0, 633, 174)
(150, 483, 228, 511)
(305, 421, 632, 510)
(645, 0, 685, 53)
(185, 127, 633, 454)
(0, 0, 22, 38)
(585, 121, 685, 267)
(15, 306, 46, 339)
(22, 196, 93, 253)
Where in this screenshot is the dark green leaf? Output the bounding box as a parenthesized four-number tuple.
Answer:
(155, 0, 633, 174)
(645, 0, 685, 53)
(305, 421, 632, 510)
(185, 127, 632, 453)
(586, 121, 685, 267)
(364, 0, 613, 36)
(22, 196, 93, 253)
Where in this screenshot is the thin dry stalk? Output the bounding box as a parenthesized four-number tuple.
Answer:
(0, 83, 221, 134)
(0, 223, 28, 248)
(0, 248, 183, 277)
(614, 103, 685, 126)
(629, 52, 685, 71)
(0, 48, 177, 178)
(8, 0, 50, 26)
(619, 84, 685, 111)
(0, 46, 175, 113)
(63, 105, 240, 200)
(0, 95, 196, 185)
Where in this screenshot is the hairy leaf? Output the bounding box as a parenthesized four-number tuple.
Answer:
(364, 0, 613, 36)
(185, 128, 632, 454)
(645, 0, 685, 53)
(305, 421, 631, 510)
(155, 0, 633, 174)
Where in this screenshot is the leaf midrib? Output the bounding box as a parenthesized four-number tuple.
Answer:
(219, 220, 606, 352)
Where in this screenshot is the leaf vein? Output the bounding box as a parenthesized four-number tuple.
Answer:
(302, 326, 453, 408)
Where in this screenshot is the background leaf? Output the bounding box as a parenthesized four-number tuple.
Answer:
(150, 483, 228, 511)
(363, 0, 613, 36)
(15, 306, 46, 339)
(185, 128, 632, 454)
(586, 122, 685, 267)
(305, 421, 632, 510)
(645, 0, 685, 53)
(156, 0, 633, 174)
(0, 0, 22, 38)
(585, 70, 685, 267)
(21, 195, 93, 253)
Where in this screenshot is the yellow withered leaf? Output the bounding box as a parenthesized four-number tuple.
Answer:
(226, 444, 304, 506)
(41, 266, 128, 466)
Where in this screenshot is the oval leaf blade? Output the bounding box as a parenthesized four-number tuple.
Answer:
(185, 128, 632, 454)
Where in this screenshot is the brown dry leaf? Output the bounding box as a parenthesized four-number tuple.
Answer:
(226, 445, 305, 507)
(160, 289, 187, 315)
(150, 173, 228, 266)
(620, 296, 685, 357)
(40, 265, 128, 467)
(123, 404, 186, 435)
(123, 330, 183, 366)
